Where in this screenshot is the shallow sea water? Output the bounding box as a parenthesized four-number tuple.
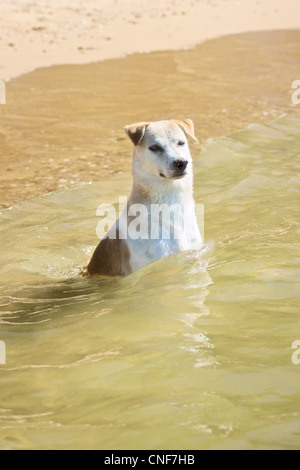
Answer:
(0, 113, 299, 450)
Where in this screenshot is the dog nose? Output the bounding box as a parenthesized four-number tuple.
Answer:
(174, 160, 188, 171)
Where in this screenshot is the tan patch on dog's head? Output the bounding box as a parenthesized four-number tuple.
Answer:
(172, 119, 198, 142)
(124, 122, 150, 146)
(126, 118, 198, 181)
(125, 119, 198, 146)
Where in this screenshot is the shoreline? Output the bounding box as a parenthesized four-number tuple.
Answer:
(4, 26, 300, 84)
(1, 0, 300, 81)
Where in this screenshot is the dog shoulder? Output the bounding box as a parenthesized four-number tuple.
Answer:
(87, 229, 132, 277)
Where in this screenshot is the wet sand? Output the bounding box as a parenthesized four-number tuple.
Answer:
(0, 30, 300, 209)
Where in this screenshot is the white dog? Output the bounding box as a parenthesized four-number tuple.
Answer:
(86, 119, 202, 276)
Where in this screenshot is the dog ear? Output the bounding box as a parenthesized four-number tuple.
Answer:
(124, 122, 150, 146)
(174, 119, 198, 142)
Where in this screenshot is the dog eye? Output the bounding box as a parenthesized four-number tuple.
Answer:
(178, 141, 185, 146)
(149, 145, 162, 152)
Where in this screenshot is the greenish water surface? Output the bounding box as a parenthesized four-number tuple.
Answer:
(0, 114, 299, 449)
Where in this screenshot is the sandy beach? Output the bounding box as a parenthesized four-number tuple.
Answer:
(0, 0, 300, 81)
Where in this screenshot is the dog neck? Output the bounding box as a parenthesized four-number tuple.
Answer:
(129, 168, 194, 207)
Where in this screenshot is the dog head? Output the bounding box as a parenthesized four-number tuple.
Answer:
(125, 119, 198, 182)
